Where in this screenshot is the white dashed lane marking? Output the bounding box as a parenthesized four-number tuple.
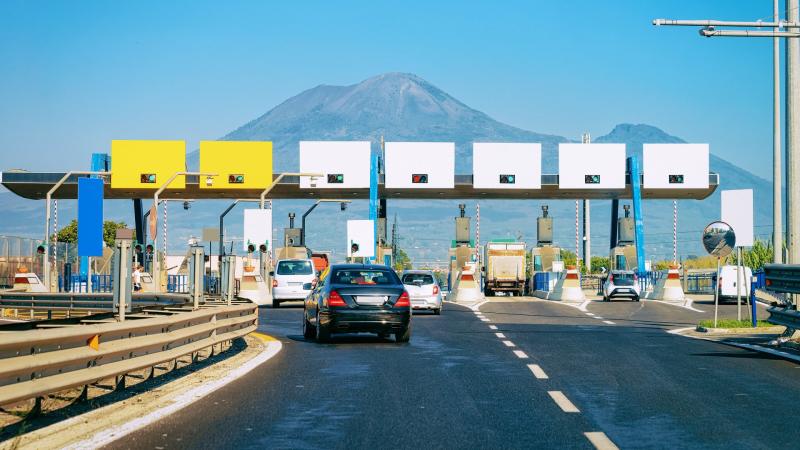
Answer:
(586, 312, 595, 316)
(513, 350, 529, 359)
(527, 364, 548, 379)
(480, 318, 490, 322)
(488, 325, 498, 330)
(502, 340, 516, 347)
(495, 333, 506, 338)
(584, 432, 619, 450)
(602, 320, 615, 325)
(548, 391, 580, 413)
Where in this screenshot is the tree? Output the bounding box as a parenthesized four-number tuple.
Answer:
(394, 247, 412, 271)
(53, 219, 128, 248)
(737, 239, 773, 270)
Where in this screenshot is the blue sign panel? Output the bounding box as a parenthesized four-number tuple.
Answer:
(78, 177, 104, 257)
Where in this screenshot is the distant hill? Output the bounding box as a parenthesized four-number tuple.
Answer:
(3, 73, 773, 263)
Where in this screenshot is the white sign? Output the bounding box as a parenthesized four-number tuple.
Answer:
(551, 261, 564, 273)
(643, 143, 709, 189)
(346, 220, 375, 258)
(558, 143, 626, 189)
(472, 143, 541, 189)
(299, 141, 371, 189)
(385, 142, 455, 189)
(243, 209, 273, 252)
(721, 189, 754, 247)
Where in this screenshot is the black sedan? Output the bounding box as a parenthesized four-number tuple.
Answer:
(303, 264, 412, 343)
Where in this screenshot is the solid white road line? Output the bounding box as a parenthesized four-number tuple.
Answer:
(470, 299, 489, 311)
(65, 337, 283, 449)
(602, 320, 615, 325)
(489, 325, 498, 330)
(594, 316, 604, 320)
(585, 312, 595, 316)
(495, 332, 506, 338)
(513, 350, 529, 359)
(502, 340, 516, 347)
(584, 432, 619, 450)
(480, 318, 490, 322)
(548, 391, 580, 413)
(527, 364, 548, 379)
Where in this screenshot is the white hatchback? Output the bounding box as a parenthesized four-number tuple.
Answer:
(401, 270, 443, 315)
(271, 259, 316, 308)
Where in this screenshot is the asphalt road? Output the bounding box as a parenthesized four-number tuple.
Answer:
(109, 298, 800, 450)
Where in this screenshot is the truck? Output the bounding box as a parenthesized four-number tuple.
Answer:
(483, 241, 526, 296)
(310, 251, 331, 275)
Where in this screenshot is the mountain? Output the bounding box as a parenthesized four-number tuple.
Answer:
(2, 73, 774, 263)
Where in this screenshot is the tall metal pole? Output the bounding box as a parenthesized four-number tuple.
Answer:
(775, 0, 784, 264)
(582, 133, 591, 273)
(788, 0, 800, 265)
(673, 200, 678, 265)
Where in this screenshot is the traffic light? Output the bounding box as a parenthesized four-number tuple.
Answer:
(327, 174, 344, 184)
(36, 245, 46, 255)
(259, 244, 268, 252)
(228, 174, 245, 184)
(146, 244, 154, 254)
(669, 174, 685, 184)
(247, 243, 255, 253)
(351, 242, 360, 254)
(499, 174, 516, 184)
(204, 255, 210, 263)
(140, 173, 157, 184)
(411, 174, 428, 184)
(584, 174, 601, 184)
(134, 243, 143, 253)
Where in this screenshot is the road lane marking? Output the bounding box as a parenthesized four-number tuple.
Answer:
(470, 299, 489, 311)
(595, 316, 604, 320)
(585, 312, 595, 316)
(584, 432, 619, 450)
(502, 340, 516, 347)
(548, 391, 580, 413)
(527, 364, 548, 379)
(480, 318, 490, 322)
(495, 332, 506, 338)
(489, 325, 498, 330)
(602, 320, 615, 325)
(513, 350, 529, 359)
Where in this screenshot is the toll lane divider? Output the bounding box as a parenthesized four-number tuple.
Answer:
(0, 303, 258, 407)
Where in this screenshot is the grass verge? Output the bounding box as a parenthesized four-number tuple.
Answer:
(698, 319, 774, 329)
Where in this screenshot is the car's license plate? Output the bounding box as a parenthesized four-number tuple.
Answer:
(288, 282, 302, 286)
(356, 296, 387, 305)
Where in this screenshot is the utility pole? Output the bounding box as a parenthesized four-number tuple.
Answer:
(653, 2, 799, 264)
(391, 213, 398, 264)
(582, 132, 591, 273)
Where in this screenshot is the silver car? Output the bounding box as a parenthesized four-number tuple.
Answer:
(401, 270, 443, 315)
(602, 270, 641, 302)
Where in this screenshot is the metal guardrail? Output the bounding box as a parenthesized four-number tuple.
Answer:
(766, 306, 800, 329)
(764, 264, 800, 294)
(0, 302, 258, 407)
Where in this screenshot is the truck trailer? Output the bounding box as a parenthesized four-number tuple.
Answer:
(483, 241, 526, 296)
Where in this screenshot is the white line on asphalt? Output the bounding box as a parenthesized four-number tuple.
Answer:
(527, 364, 548, 379)
(480, 318, 490, 322)
(489, 325, 498, 330)
(502, 340, 516, 347)
(595, 316, 604, 320)
(65, 337, 284, 449)
(648, 298, 704, 312)
(495, 332, 506, 338)
(470, 299, 489, 311)
(602, 320, 615, 325)
(585, 312, 595, 316)
(513, 350, 529, 359)
(584, 432, 619, 450)
(548, 391, 580, 413)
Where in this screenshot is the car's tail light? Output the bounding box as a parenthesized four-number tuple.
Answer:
(272, 279, 278, 288)
(608, 274, 613, 283)
(328, 290, 347, 307)
(433, 285, 440, 295)
(395, 291, 410, 307)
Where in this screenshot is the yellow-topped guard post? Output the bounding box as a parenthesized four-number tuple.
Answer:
(199, 141, 273, 190)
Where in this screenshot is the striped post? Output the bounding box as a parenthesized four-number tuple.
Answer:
(673, 200, 678, 264)
(475, 203, 480, 260)
(163, 200, 168, 266)
(52, 199, 58, 263)
(575, 200, 580, 267)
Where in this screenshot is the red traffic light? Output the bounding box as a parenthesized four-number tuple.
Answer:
(146, 244, 154, 254)
(247, 244, 255, 253)
(36, 245, 46, 255)
(411, 174, 428, 184)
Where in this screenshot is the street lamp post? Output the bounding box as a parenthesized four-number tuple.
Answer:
(218, 199, 262, 257)
(300, 199, 351, 247)
(259, 172, 323, 209)
(43, 171, 110, 291)
(151, 172, 216, 292)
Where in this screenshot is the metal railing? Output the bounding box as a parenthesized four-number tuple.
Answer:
(0, 302, 258, 407)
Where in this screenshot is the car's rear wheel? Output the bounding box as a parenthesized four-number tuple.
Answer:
(315, 309, 330, 342)
(434, 308, 441, 315)
(302, 309, 315, 339)
(272, 299, 280, 308)
(395, 325, 411, 343)
(634, 296, 640, 302)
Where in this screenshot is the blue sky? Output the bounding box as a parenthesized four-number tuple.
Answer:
(0, 0, 782, 179)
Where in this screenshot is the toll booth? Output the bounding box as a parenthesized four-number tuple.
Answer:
(530, 205, 561, 272)
(448, 204, 476, 290)
(610, 205, 638, 271)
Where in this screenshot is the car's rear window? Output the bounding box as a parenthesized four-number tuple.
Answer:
(613, 273, 635, 285)
(332, 269, 399, 285)
(277, 260, 313, 275)
(402, 273, 434, 285)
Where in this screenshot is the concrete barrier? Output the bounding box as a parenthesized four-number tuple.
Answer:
(647, 267, 686, 302)
(547, 266, 586, 302)
(450, 263, 484, 303)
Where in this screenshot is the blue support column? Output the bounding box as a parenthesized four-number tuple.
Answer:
(628, 156, 646, 274)
(368, 151, 379, 263)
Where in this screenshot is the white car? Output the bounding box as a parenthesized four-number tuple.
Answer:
(271, 259, 316, 308)
(401, 270, 443, 315)
(717, 265, 752, 302)
(602, 270, 641, 302)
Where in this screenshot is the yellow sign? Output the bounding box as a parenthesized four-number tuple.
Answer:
(87, 334, 100, 351)
(199, 141, 273, 190)
(111, 140, 186, 189)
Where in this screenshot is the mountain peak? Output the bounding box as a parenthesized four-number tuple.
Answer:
(597, 123, 685, 145)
